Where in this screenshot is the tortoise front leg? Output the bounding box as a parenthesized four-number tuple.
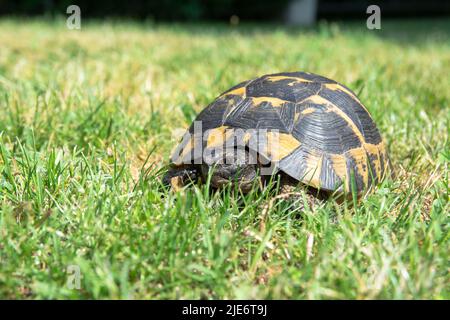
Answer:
(259, 174, 322, 231)
(162, 166, 199, 191)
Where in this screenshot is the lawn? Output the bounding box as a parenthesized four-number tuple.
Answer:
(0, 18, 448, 299)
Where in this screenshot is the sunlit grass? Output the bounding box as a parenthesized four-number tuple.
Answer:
(0, 18, 448, 299)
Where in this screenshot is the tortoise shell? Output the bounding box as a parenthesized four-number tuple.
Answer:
(170, 71, 389, 193)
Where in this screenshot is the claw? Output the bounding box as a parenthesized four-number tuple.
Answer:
(170, 176, 184, 191)
(162, 166, 198, 191)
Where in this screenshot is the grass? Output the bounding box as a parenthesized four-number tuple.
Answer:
(0, 17, 448, 299)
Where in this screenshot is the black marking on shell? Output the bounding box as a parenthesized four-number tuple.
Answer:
(291, 82, 323, 102)
(189, 100, 228, 133)
(272, 71, 337, 84)
(319, 87, 382, 145)
(366, 150, 380, 186)
(246, 77, 297, 102)
(345, 153, 366, 192)
(224, 98, 290, 132)
(320, 155, 343, 191)
(275, 102, 296, 132)
(292, 108, 362, 154)
(278, 146, 310, 182)
(294, 102, 328, 115)
(297, 72, 336, 84)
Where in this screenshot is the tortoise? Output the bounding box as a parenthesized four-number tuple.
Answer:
(163, 71, 390, 196)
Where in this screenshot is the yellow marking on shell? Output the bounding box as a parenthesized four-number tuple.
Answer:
(263, 132, 301, 162)
(345, 147, 369, 188)
(363, 141, 385, 179)
(242, 131, 253, 144)
(329, 153, 349, 190)
(306, 95, 366, 144)
(266, 75, 312, 86)
(374, 140, 390, 180)
(324, 83, 371, 115)
(221, 86, 246, 98)
(302, 153, 323, 189)
(228, 128, 254, 147)
(345, 141, 388, 189)
(325, 83, 359, 101)
(306, 94, 329, 105)
(205, 127, 258, 153)
(301, 107, 316, 115)
(293, 107, 317, 124)
(325, 141, 387, 192)
(304, 95, 387, 190)
(251, 96, 288, 107)
(171, 135, 196, 165)
(205, 126, 233, 148)
(382, 147, 391, 179)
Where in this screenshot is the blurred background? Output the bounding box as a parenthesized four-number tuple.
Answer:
(1, 0, 449, 24)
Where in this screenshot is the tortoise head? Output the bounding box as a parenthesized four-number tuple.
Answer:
(201, 147, 258, 193)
